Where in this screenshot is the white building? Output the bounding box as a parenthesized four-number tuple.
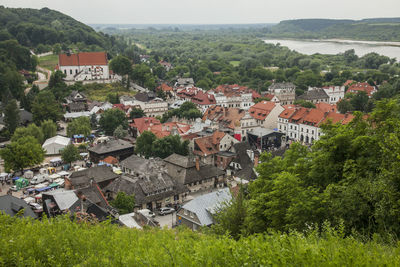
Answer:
(248, 101, 285, 129)
(42, 135, 71, 155)
(57, 52, 109, 81)
(308, 86, 345, 104)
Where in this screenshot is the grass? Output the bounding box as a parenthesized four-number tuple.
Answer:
(81, 83, 137, 102)
(38, 54, 58, 71)
(229, 61, 240, 67)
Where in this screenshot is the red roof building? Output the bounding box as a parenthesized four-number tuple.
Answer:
(58, 52, 108, 67)
(347, 82, 376, 97)
(249, 101, 276, 121)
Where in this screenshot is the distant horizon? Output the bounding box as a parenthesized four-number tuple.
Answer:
(1, 0, 400, 25)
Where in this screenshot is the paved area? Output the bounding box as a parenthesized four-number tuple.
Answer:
(154, 212, 176, 229)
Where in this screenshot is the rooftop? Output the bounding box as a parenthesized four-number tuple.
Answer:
(59, 52, 108, 66)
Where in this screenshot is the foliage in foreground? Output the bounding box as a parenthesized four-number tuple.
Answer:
(0, 215, 399, 266)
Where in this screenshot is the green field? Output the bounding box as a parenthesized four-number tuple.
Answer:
(38, 54, 58, 71)
(81, 83, 136, 102)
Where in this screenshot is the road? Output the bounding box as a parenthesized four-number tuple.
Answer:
(154, 212, 176, 229)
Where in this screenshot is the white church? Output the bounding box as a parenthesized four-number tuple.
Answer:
(56, 51, 110, 81)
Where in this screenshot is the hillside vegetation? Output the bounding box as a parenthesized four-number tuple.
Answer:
(267, 18, 400, 41)
(0, 215, 398, 266)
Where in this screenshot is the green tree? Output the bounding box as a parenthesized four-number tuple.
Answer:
(67, 117, 91, 137)
(99, 108, 128, 136)
(110, 192, 135, 215)
(109, 55, 132, 88)
(12, 124, 44, 144)
(152, 135, 189, 158)
(4, 99, 20, 134)
(90, 113, 98, 129)
(113, 125, 128, 139)
(32, 91, 61, 124)
(61, 144, 80, 166)
(337, 99, 353, 114)
(135, 131, 156, 158)
(41, 119, 57, 141)
(130, 108, 145, 119)
(0, 136, 45, 172)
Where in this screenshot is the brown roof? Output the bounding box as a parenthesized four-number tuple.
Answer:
(102, 156, 118, 165)
(348, 82, 376, 97)
(249, 101, 276, 121)
(279, 106, 297, 119)
(202, 106, 245, 129)
(315, 102, 337, 113)
(59, 52, 108, 66)
(300, 109, 325, 126)
(194, 131, 226, 156)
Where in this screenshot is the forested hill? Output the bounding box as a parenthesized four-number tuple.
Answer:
(0, 6, 113, 50)
(267, 18, 400, 41)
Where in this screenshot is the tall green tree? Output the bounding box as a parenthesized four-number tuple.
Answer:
(67, 116, 91, 137)
(113, 125, 128, 139)
(110, 192, 135, 215)
(4, 99, 20, 134)
(130, 108, 145, 119)
(0, 136, 45, 172)
(135, 131, 156, 158)
(32, 91, 62, 124)
(40, 120, 57, 141)
(61, 144, 80, 166)
(12, 124, 44, 144)
(99, 108, 128, 136)
(152, 135, 189, 158)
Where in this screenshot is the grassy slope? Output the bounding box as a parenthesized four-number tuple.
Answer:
(0, 215, 398, 266)
(38, 54, 58, 71)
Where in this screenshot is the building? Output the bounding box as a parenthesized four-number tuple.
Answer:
(56, 52, 109, 81)
(88, 139, 134, 163)
(228, 142, 258, 181)
(209, 84, 260, 110)
(176, 87, 216, 110)
(247, 127, 284, 152)
(65, 165, 119, 190)
(65, 91, 87, 104)
(129, 117, 161, 138)
(0, 195, 37, 218)
(164, 154, 226, 193)
(42, 135, 71, 155)
(297, 89, 329, 104)
(120, 93, 168, 117)
(268, 83, 296, 105)
(202, 106, 246, 136)
(321, 86, 345, 104)
(248, 101, 284, 129)
(159, 60, 173, 71)
(347, 82, 376, 97)
(175, 78, 195, 88)
(176, 188, 231, 230)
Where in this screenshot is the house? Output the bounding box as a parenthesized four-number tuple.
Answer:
(129, 117, 161, 138)
(176, 188, 232, 230)
(347, 82, 376, 97)
(175, 78, 195, 88)
(42, 135, 71, 155)
(69, 102, 86, 113)
(268, 83, 296, 105)
(209, 84, 260, 110)
(88, 138, 134, 163)
(56, 52, 110, 81)
(248, 101, 284, 130)
(228, 142, 258, 181)
(107, 155, 189, 211)
(159, 60, 173, 71)
(202, 106, 246, 137)
(120, 93, 168, 117)
(42, 189, 79, 217)
(320, 86, 345, 104)
(101, 156, 119, 166)
(140, 55, 150, 63)
(0, 109, 33, 127)
(164, 154, 226, 193)
(192, 131, 238, 165)
(297, 89, 329, 104)
(65, 91, 87, 104)
(65, 165, 119, 190)
(0, 195, 37, 218)
(298, 108, 326, 144)
(176, 88, 216, 110)
(157, 83, 175, 98)
(315, 102, 338, 113)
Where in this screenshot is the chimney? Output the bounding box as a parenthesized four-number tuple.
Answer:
(254, 154, 259, 168)
(195, 157, 200, 171)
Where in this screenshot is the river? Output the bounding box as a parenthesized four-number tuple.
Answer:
(264, 39, 400, 60)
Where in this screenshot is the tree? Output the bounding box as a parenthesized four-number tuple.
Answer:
(12, 124, 44, 144)
(61, 144, 80, 166)
(4, 99, 20, 134)
(135, 131, 156, 158)
(293, 99, 316, 108)
(41, 119, 57, 141)
(32, 91, 61, 124)
(152, 135, 189, 158)
(109, 55, 132, 88)
(90, 113, 98, 129)
(337, 99, 353, 114)
(130, 108, 145, 119)
(99, 109, 128, 136)
(113, 125, 128, 139)
(110, 192, 135, 215)
(0, 136, 45, 172)
(67, 117, 91, 137)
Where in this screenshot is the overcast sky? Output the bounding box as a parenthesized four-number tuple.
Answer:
(2, 0, 400, 24)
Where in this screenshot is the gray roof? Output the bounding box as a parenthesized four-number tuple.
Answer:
(69, 102, 86, 111)
(232, 142, 257, 181)
(68, 165, 119, 188)
(268, 82, 296, 90)
(120, 155, 167, 175)
(0, 195, 37, 218)
(176, 78, 194, 86)
(298, 89, 329, 101)
(182, 188, 231, 226)
(42, 189, 79, 211)
(88, 139, 133, 155)
(164, 154, 196, 168)
(20, 109, 33, 123)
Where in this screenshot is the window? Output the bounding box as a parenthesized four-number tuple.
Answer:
(75, 69, 78, 74)
(64, 70, 66, 74)
(70, 69, 72, 75)
(312, 130, 314, 134)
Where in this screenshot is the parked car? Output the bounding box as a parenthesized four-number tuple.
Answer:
(158, 207, 175, 216)
(10, 185, 18, 191)
(29, 202, 42, 210)
(138, 209, 156, 218)
(30, 174, 49, 185)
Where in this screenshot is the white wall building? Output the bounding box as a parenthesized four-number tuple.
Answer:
(42, 136, 71, 155)
(309, 86, 345, 104)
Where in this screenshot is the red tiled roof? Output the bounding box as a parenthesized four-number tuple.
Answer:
(157, 83, 173, 92)
(102, 156, 118, 165)
(300, 109, 325, 126)
(348, 82, 376, 97)
(59, 52, 108, 66)
(213, 84, 260, 100)
(193, 131, 225, 156)
(315, 102, 337, 113)
(202, 106, 245, 129)
(290, 107, 309, 122)
(344, 80, 355, 86)
(130, 117, 161, 134)
(319, 112, 354, 126)
(249, 101, 276, 121)
(279, 106, 297, 119)
(149, 122, 191, 138)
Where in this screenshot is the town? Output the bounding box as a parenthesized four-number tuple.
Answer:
(0, 49, 377, 229)
(1, 3, 400, 265)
